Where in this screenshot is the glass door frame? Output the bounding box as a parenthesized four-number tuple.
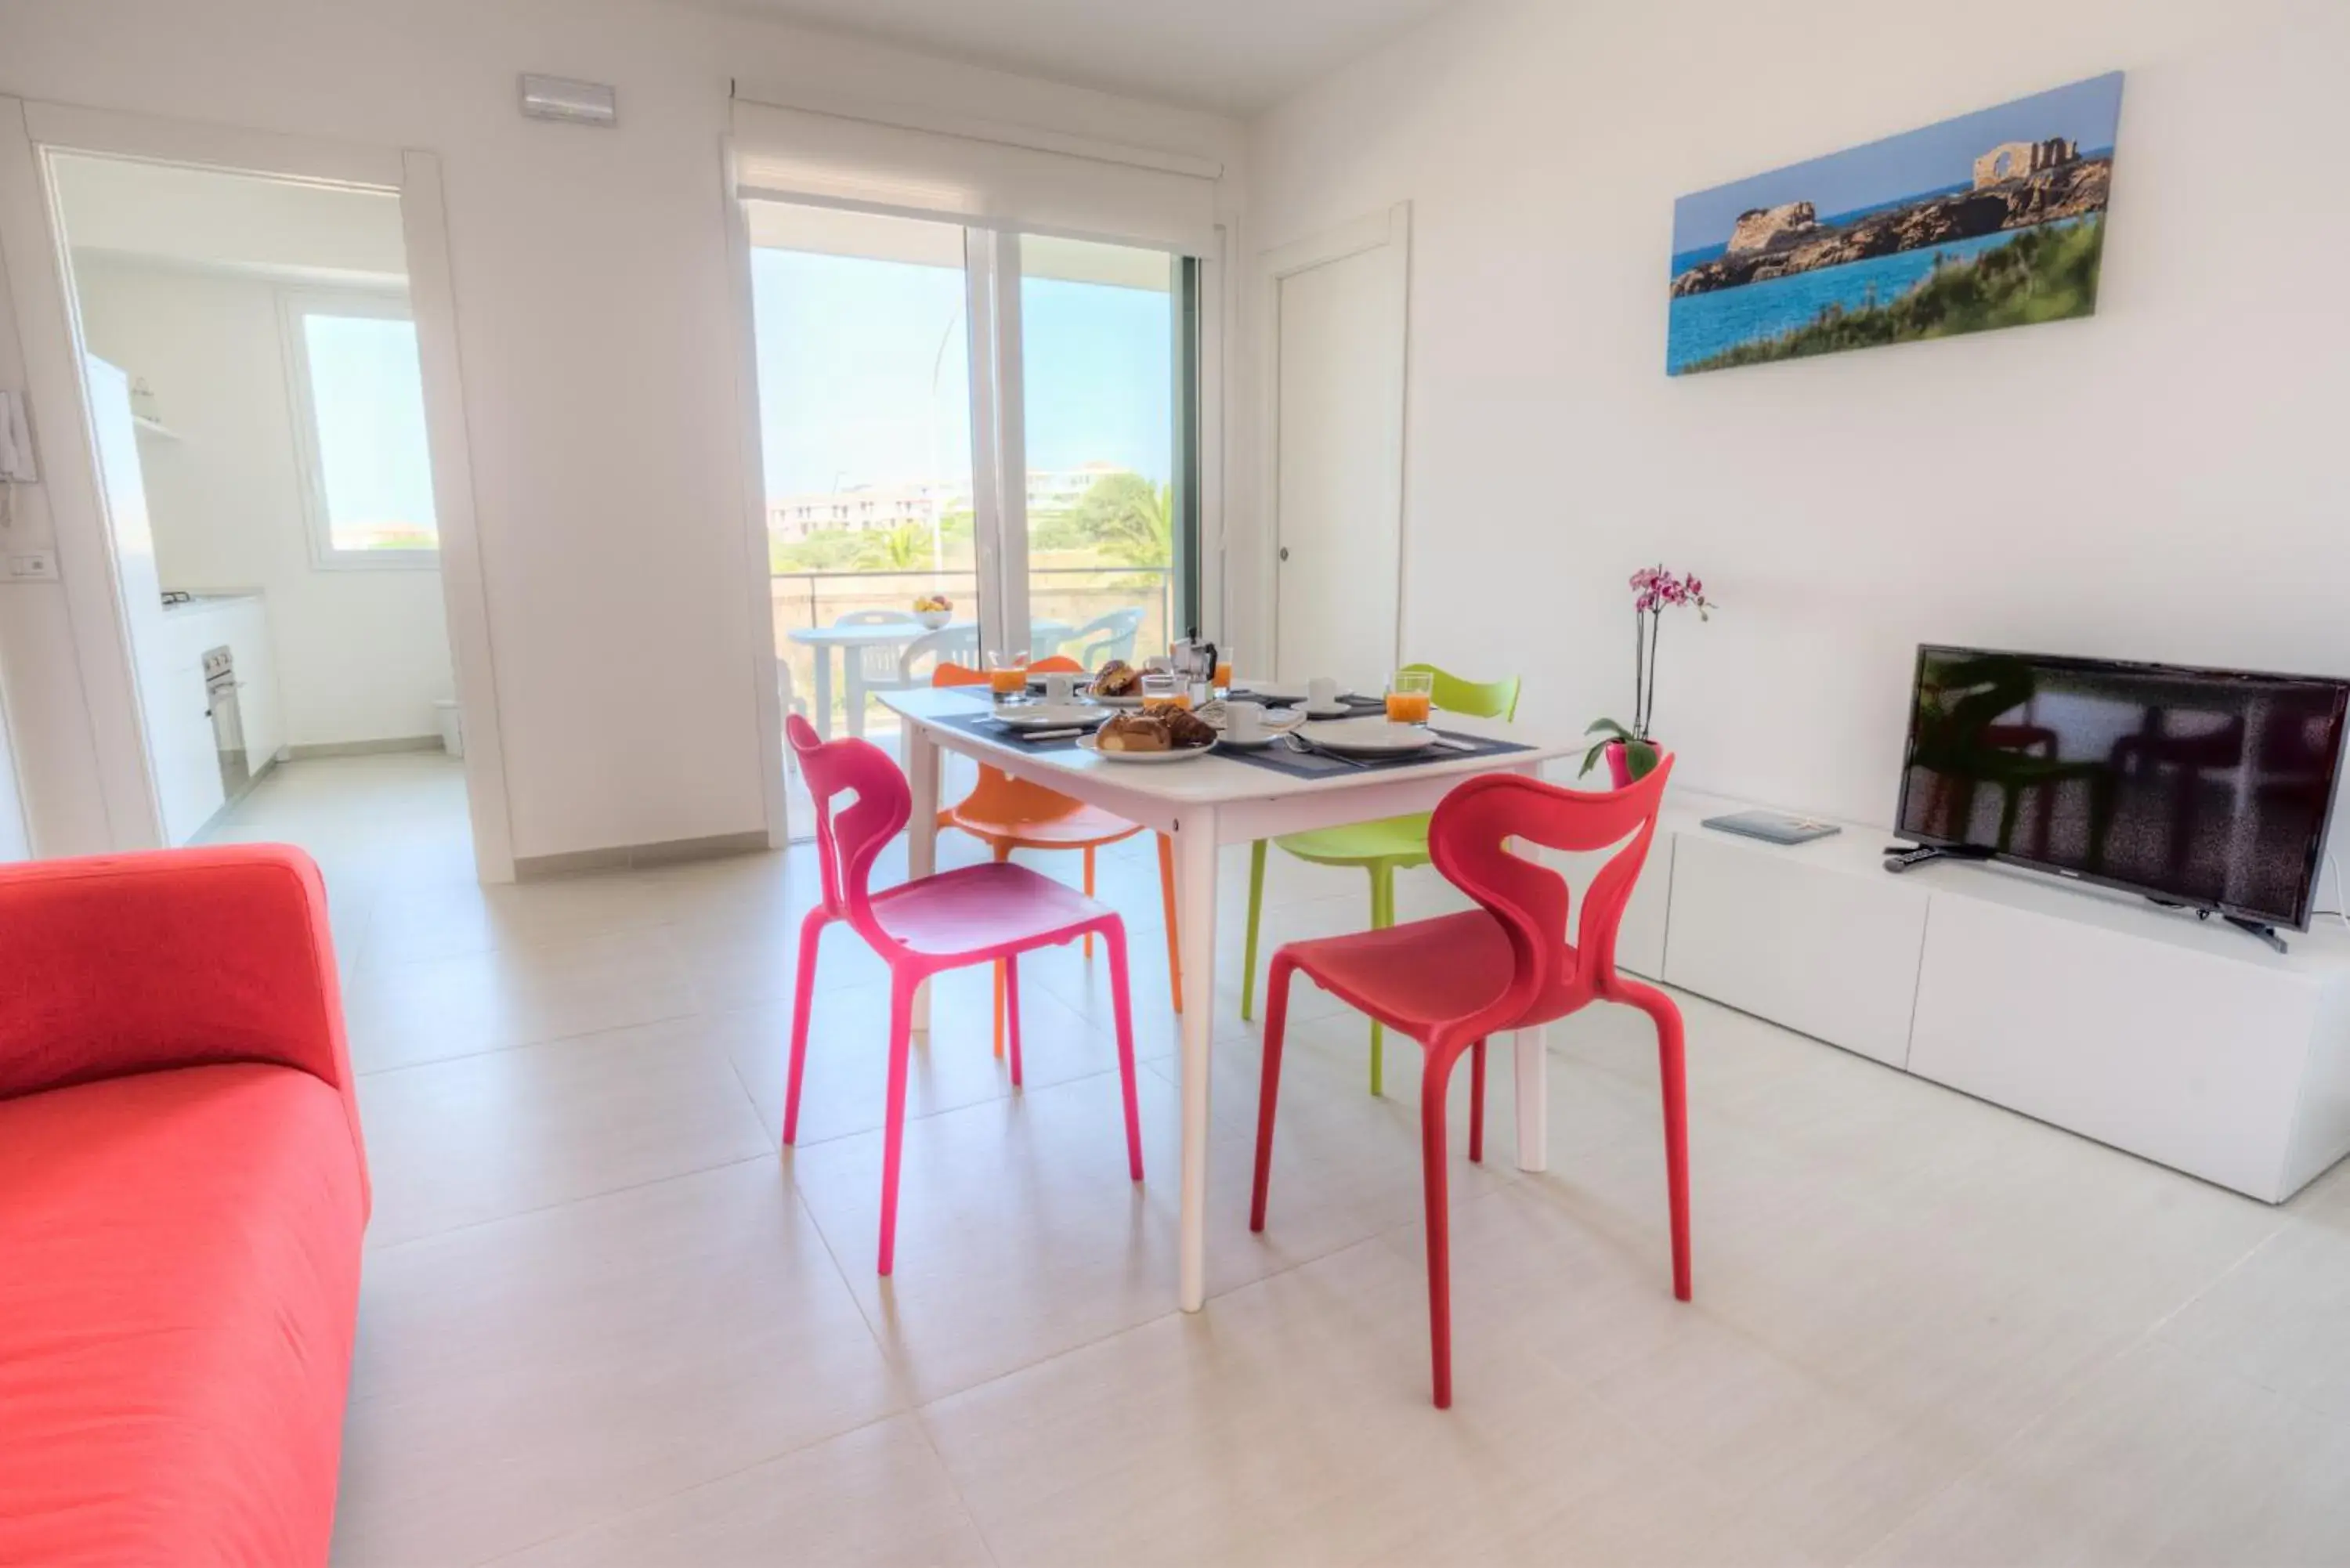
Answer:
(974, 229, 1205, 669)
(731, 186, 1220, 845)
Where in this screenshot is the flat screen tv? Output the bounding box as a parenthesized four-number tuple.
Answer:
(1895, 646, 2350, 932)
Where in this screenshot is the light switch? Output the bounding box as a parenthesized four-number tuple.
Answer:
(8, 551, 59, 580)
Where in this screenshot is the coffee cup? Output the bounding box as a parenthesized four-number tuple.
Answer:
(1307, 677, 1340, 710)
(1223, 700, 1267, 743)
(1040, 670, 1079, 704)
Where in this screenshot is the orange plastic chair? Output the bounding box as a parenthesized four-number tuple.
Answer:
(933, 659, 1182, 1054)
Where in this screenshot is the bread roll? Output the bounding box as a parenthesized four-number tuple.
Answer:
(1097, 714, 1172, 753)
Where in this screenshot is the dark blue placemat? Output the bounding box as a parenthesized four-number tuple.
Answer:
(1217, 728, 1535, 779)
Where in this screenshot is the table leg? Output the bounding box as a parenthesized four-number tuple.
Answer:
(811, 649, 836, 742)
(845, 661, 868, 741)
(1173, 806, 1220, 1312)
(906, 722, 940, 1034)
(1513, 1025, 1549, 1174)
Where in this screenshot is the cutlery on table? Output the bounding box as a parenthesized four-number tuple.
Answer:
(1284, 732, 1369, 768)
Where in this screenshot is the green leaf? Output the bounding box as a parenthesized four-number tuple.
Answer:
(1584, 717, 1634, 742)
(1578, 740, 1610, 779)
(1624, 739, 1661, 781)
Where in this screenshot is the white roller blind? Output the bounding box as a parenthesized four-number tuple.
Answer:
(730, 97, 1220, 256)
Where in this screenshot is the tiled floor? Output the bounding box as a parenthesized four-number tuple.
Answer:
(215, 757, 2350, 1566)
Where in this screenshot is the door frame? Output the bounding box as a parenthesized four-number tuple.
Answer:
(0, 99, 517, 880)
(1256, 201, 1411, 681)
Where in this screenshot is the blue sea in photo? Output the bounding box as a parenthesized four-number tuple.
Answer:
(1668, 225, 2047, 374)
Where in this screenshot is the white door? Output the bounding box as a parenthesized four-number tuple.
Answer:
(1268, 205, 1408, 688)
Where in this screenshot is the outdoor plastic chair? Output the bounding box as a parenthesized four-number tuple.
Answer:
(1250, 757, 1690, 1407)
(932, 659, 1184, 1053)
(833, 609, 921, 735)
(897, 624, 981, 685)
(1240, 664, 1522, 1094)
(783, 714, 1144, 1274)
(1069, 606, 1146, 671)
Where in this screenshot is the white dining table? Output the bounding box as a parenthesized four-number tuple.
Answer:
(788, 618, 1076, 739)
(880, 685, 1585, 1313)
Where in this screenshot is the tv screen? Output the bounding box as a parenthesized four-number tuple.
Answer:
(1896, 646, 2350, 930)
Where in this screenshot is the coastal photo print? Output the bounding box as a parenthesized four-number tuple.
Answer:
(1667, 70, 2123, 375)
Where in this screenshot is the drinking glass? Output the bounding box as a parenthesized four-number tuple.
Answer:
(1213, 656, 1235, 693)
(988, 649, 1029, 698)
(1386, 669, 1434, 724)
(1140, 671, 1191, 713)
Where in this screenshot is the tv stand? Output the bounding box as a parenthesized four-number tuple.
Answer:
(1636, 789, 2350, 1203)
(1882, 842, 1994, 874)
(2147, 898, 2294, 952)
(2218, 911, 2291, 955)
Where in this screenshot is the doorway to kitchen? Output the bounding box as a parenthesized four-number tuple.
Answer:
(0, 100, 511, 887)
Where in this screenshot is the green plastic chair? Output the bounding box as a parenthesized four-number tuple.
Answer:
(1239, 663, 1523, 1094)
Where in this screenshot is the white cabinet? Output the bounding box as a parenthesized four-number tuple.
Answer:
(1907, 869, 2350, 1201)
(146, 653, 222, 846)
(152, 593, 280, 844)
(1643, 789, 2350, 1201)
(1661, 816, 1930, 1068)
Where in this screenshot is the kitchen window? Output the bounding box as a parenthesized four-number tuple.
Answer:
(280, 290, 439, 568)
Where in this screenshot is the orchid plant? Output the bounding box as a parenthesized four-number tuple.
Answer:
(1582, 565, 1717, 782)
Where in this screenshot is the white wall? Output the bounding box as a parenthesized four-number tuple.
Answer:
(1244, 0, 2350, 828)
(70, 255, 457, 746)
(0, 0, 1241, 862)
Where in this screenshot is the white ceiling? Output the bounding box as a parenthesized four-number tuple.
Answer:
(685, 0, 1455, 114)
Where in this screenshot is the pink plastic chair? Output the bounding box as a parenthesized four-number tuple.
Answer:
(783, 715, 1144, 1274)
(1250, 757, 1690, 1407)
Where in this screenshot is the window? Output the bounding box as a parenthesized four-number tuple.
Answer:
(280, 291, 438, 566)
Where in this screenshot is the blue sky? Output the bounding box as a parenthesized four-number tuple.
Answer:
(1672, 71, 2124, 257)
(750, 248, 1171, 498)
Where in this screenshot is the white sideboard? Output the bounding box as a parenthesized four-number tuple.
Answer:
(1621, 789, 2350, 1203)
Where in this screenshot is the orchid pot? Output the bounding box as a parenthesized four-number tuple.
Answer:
(1582, 564, 1716, 787)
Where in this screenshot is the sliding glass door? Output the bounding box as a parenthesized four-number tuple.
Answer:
(1013, 237, 1192, 672)
(745, 201, 1200, 758)
(747, 204, 974, 746)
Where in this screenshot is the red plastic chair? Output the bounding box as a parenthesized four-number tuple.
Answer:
(783, 714, 1144, 1274)
(1250, 757, 1690, 1407)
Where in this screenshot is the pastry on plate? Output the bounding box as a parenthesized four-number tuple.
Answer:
(1096, 712, 1172, 752)
(1159, 707, 1217, 749)
(1091, 660, 1143, 698)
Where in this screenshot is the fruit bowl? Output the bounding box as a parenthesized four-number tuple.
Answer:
(915, 609, 951, 630)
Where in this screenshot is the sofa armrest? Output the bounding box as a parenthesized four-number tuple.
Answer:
(0, 844, 367, 1210)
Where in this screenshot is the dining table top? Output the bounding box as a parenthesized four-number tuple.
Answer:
(879, 685, 1583, 804)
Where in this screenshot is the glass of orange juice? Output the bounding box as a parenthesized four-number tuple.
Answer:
(1213, 657, 1234, 693)
(988, 649, 1029, 699)
(1140, 671, 1191, 713)
(1386, 669, 1434, 725)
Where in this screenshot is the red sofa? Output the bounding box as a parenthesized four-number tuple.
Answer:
(0, 845, 370, 1565)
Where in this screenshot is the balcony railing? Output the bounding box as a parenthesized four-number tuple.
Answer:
(772, 565, 1173, 732)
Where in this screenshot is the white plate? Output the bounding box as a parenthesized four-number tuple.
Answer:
(1086, 690, 1147, 709)
(1296, 716, 1440, 757)
(1238, 681, 1309, 706)
(1076, 732, 1215, 764)
(1297, 702, 1357, 721)
(992, 701, 1100, 729)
